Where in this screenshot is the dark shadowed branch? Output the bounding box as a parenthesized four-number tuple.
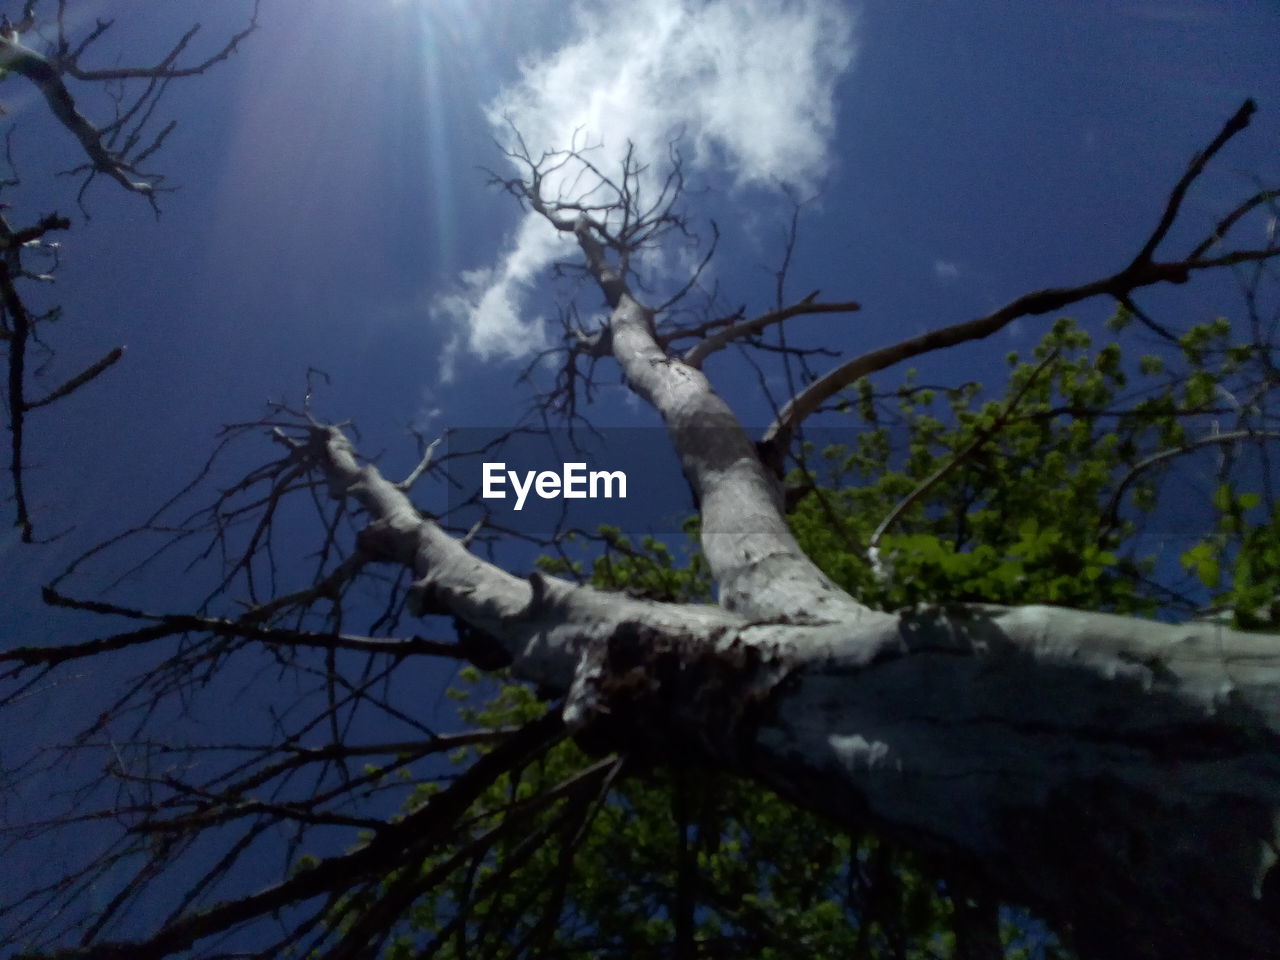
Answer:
(759, 100, 1280, 468)
(0, 1, 258, 540)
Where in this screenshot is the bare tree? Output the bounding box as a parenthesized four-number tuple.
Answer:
(0, 0, 258, 540)
(2, 74, 1280, 960)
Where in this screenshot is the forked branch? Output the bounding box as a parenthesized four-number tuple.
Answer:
(761, 99, 1280, 465)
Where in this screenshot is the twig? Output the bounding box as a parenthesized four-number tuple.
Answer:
(866, 348, 1060, 580)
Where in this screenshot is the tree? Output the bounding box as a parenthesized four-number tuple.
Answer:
(390, 308, 1277, 959)
(2, 5, 1280, 960)
(0, 0, 258, 541)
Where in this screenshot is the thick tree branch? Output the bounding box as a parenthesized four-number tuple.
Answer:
(294, 422, 772, 694)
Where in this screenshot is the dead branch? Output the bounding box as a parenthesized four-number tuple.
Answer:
(0, 2, 258, 203)
(681, 294, 861, 369)
(11, 712, 566, 960)
(760, 99, 1280, 467)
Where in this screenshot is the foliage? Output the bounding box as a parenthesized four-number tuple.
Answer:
(794, 313, 1275, 623)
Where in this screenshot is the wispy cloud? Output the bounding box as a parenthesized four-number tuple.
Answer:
(434, 0, 857, 370)
(433, 215, 569, 379)
(934, 260, 960, 281)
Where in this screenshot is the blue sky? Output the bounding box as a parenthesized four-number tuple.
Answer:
(1, 0, 1278, 947)
(5, 1, 1274, 521)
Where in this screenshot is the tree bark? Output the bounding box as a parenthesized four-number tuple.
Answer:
(305, 403, 1280, 960)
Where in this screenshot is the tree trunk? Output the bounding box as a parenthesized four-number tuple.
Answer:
(747, 604, 1280, 960)
(310, 415, 1280, 959)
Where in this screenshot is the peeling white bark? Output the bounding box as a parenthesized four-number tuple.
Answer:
(758, 610, 1280, 959)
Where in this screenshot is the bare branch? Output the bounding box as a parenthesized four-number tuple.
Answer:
(763, 247, 1280, 464)
(0, 3, 258, 204)
(0, 587, 467, 674)
(14, 713, 566, 960)
(25, 345, 124, 409)
(866, 348, 1060, 578)
(1187, 187, 1280, 262)
(396, 433, 444, 492)
(0, 36, 155, 195)
(761, 100, 1278, 463)
(60, 6, 259, 82)
(0, 3, 259, 539)
(682, 295, 861, 369)
(1, 257, 35, 540)
(1099, 428, 1280, 536)
(1130, 98, 1255, 270)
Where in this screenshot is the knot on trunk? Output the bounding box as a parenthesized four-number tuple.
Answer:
(568, 621, 792, 766)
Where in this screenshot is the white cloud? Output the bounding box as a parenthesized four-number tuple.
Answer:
(431, 216, 569, 379)
(436, 0, 857, 365)
(933, 259, 960, 281)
